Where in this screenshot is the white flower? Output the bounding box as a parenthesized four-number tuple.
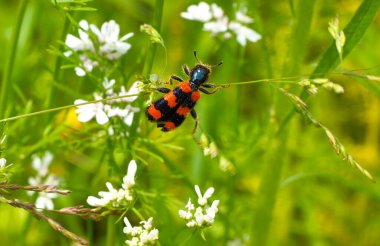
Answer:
(74, 94, 109, 125)
(123, 217, 159, 245)
(179, 209, 193, 220)
(74, 80, 141, 127)
(182, 3, 261, 46)
(31, 151, 53, 177)
(103, 78, 116, 95)
(211, 3, 224, 19)
(185, 198, 195, 211)
(195, 185, 214, 206)
(90, 20, 134, 60)
(28, 152, 60, 210)
(123, 112, 135, 126)
(87, 160, 137, 209)
(179, 185, 219, 228)
(35, 190, 58, 210)
(65, 19, 133, 77)
(123, 160, 137, 189)
(28, 174, 60, 210)
(235, 11, 254, 23)
(181, 2, 212, 22)
(65, 20, 94, 52)
(229, 21, 261, 46)
(74, 54, 99, 77)
(203, 17, 229, 35)
(116, 81, 141, 103)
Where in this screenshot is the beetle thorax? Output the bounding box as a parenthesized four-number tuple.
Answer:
(189, 65, 210, 88)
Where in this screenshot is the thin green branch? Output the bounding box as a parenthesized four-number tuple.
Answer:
(0, 93, 143, 123)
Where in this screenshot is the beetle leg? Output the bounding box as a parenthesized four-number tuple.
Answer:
(201, 83, 215, 88)
(170, 75, 184, 83)
(190, 109, 198, 135)
(154, 87, 171, 93)
(183, 65, 190, 76)
(199, 87, 217, 94)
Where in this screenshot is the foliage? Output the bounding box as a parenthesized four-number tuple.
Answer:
(0, 0, 379, 245)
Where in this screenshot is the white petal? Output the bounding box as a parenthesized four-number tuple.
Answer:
(179, 210, 188, 219)
(32, 155, 42, 171)
(124, 160, 137, 186)
(203, 187, 214, 199)
(75, 67, 86, 77)
(90, 24, 102, 39)
(0, 158, 6, 168)
(79, 20, 89, 30)
(42, 152, 53, 167)
(120, 32, 134, 41)
(74, 99, 87, 105)
(204, 18, 228, 34)
(105, 182, 115, 192)
(236, 11, 254, 23)
(96, 110, 109, 125)
(194, 185, 202, 199)
(65, 34, 83, 50)
(124, 217, 133, 229)
(36, 196, 54, 210)
(148, 228, 159, 241)
(87, 196, 105, 207)
(181, 2, 212, 22)
(77, 110, 95, 122)
(124, 113, 134, 126)
(102, 20, 120, 43)
(211, 4, 224, 19)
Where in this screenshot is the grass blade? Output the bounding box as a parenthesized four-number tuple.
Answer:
(314, 0, 380, 74)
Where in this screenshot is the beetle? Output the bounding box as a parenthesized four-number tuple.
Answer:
(146, 51, 222, 132)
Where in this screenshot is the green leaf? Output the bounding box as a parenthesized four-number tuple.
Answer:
(283, 0, 315, 76)
(314, 0, 380, 74)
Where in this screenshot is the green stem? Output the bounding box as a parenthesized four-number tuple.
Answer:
(19, 213, 33, 246)
(87, 219, 94, 246)
(250, 1, 315, 245)
(251, 131, 288, 245)
(129, 0, 164, 145)
(106, 216, 115, 246)
(0, 0, 28, 118)
(0, 93, 142, 123)
(45, 15, 71, 109)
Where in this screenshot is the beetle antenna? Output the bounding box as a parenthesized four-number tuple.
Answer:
(193, 51, 201, 63)
(211, 61, 223, 68)
(194, 51, 223, 67)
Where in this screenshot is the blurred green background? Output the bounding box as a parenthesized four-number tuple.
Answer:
(0, 0, 379, 245)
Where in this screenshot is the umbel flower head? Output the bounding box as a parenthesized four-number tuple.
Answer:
(181, 2, 261, 46)
(65, 19, 134, 77)
(87, 160, 137, 209)
(123, 217, 159, 245)
(74, 79, 141, 126)
(179, 185, 220, 228)
(28, 151, 60, 210)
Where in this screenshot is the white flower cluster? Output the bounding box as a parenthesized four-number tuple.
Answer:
(123, 217, 159, 246)
(28, 152, 60, 210)
(87, 160, 137, 209)
(179, 185, 220, 228)
(65, 19, 134, 77)
(298, 78, 344, 95)
(181, 2, 261, 46)
(74, 79, 141, 126)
